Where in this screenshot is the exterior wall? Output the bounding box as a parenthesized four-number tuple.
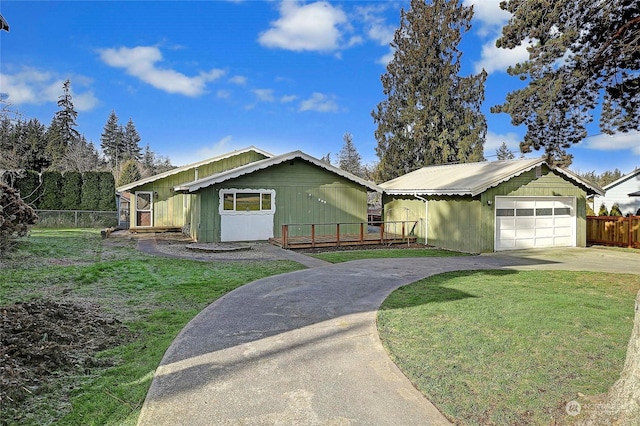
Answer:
(192, 160, 368, 243)
(129, 151, 268, 229)
(483, 166, 589, 250)
(593, 171, 640, 216)
(383, 166, 589, 253)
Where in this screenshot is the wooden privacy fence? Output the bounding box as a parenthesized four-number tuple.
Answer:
(586, 216, 640, 248)
(273, 220, 418, 249)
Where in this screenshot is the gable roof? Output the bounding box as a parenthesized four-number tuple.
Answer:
(380, 158, 604, 197)
(602, 168, 640, 191)
(116, 146, 273, 192)
(175, 150, 382, 193)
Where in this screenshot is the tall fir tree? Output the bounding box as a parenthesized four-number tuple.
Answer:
(123, 118, 142, 160)
(47, 79, 80, 170)
(100, 110, 125, 170)
(337, 132, 364, 178)
(495, 142, 516, 160)
(372, 0, 486, 182)
(492, 0, 640, 167)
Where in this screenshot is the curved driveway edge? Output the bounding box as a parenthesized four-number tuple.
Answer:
(137, 246, 639, 425)
(138, 255, 516, 425)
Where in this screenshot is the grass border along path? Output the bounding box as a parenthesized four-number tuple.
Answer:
(1, 229, 303, 425)
(378, 269, 640, 425)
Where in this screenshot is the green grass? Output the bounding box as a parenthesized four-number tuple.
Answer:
(377, 269, 640, 425)
(310, 247, 468, 263)
(1, 229, 303, 425)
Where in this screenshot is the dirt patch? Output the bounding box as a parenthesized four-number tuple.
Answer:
(295, 243, 427, 254)
(0, 299, 133, 422)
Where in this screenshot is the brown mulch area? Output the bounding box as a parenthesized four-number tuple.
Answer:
(0, 299, 133, 420)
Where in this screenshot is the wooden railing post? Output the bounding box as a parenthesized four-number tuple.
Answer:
(380, 221, 384, 243)
(359, 223, 364, 243)
(311, 224, 316, 248)
(282, 224, 288, 249)
(336, 223, 340, 247)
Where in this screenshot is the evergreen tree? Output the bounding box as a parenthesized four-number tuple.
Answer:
(372, 0, 486, 182)
(80, 171, 101, 210)
(117, 159, 142, 187)
(598, 203, 609, 216)
(61, 171, 82, 209)
(23, 119, 50, 172)
(496, 142, 515, 160)
(492, 0, 640, 166)
(39, 171, 63, 210)
(98, 172, 116, 211)
(337, 132, 364, 177)
(47, 80, 80, 170)
(123, 118, 142, 160)
(610, 203, 623, 217)
(100, 110, 125, 170)
(15, 170, 41, 206)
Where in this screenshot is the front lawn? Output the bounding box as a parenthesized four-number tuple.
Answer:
(378, 269, 640, 425)
(0, 229, 302, 425)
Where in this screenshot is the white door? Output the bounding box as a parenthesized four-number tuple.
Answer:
(495, 196, 576, 251)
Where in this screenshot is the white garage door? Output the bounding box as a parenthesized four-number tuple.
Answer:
(495, 196, 576, 251)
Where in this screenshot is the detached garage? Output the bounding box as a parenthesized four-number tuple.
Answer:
(380, 159, 603, 253)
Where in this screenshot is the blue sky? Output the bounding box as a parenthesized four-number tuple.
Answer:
(1, 0, 638, 175)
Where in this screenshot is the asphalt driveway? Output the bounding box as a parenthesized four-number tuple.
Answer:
(137, 244, 639, 425)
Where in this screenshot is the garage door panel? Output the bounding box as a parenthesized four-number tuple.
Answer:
(495, 197, 576, 251)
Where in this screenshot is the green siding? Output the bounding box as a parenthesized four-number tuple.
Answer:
(192, 160, 368, 243)
(383, 166, 589, 253)
(128, 151, 267, 229)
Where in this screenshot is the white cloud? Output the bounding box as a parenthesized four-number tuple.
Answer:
(99, 46, 225, 96)
(484, 130, 522, 157)
(229, 75, 247, 85)
(280, 94, 297, 103)
(463, 0, 511, 38)
(474, 38, 530, 74)
(583, 131, 640, 155)
(258, 1, 348, 52)
(0, 67, 98, 111)
(298, 92, 339, 113)
(169, 136, 235, 166)
(253, 89, 275, 102)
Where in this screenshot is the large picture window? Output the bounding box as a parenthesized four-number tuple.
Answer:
(220, 189, 275, 214)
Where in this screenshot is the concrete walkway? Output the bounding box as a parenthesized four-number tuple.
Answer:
(137, 244, 639, 425)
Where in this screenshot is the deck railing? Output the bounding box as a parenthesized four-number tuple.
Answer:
(586, 216, 640, 248)
(278, 220, 418, 249)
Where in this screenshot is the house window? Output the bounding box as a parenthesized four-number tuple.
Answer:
(219, 189, 275, 214)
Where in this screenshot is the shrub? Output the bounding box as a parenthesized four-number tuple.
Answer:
(598, 203, 609, 216)
(39, 171, 63, 210)
(62, 172, 82, 210)
(80, 171, 101, 210)
(0, 183, 38, 257)
(610, 203, 623, 217)
(98, 172, 116, 211)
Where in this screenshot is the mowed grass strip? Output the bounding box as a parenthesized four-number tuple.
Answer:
(377, 269, 640, 425)
(311, 247, 468, 263)
(1, 229, 303, 425)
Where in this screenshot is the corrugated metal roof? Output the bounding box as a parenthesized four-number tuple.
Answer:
(380, 158, 604, 196)
(115, 146, 273, 192)
(175, 150, 382, 193)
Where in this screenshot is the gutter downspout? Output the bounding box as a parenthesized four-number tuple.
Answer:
(413, 193, 428, 246)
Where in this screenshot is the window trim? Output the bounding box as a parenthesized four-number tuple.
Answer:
(219, 188, 276, 215)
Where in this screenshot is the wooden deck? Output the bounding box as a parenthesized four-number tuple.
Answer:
(270, 221, 418, 249)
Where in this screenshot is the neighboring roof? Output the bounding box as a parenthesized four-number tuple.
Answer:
(116, 146, 273, 192)
(603, 168, 640, 191)
(175, 150, 382, 193)
(629, 191, 640, 197)
(380, 158, 604, 197)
